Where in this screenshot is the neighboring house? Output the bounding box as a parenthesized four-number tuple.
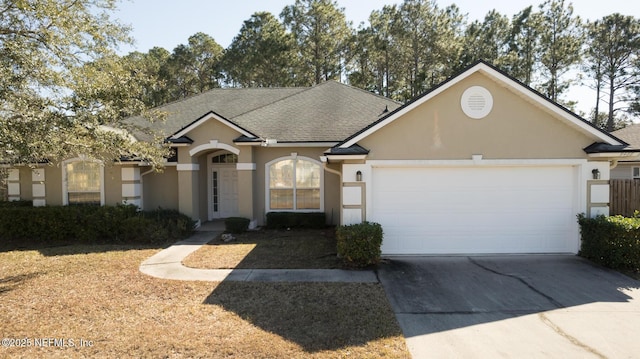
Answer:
(5, 61, 637, 255)
(610, 124, 640, 180)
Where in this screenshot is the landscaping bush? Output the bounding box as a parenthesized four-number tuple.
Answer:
(0, 205, 195, 247)
(336, 221, 383, 268)
(577, 213, 640, 271)
(266, 212, 326, 229)
(225, 217, 250, 234)
(0, 200, 33, 207)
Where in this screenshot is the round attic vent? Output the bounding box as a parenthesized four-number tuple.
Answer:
(461, 86, 493, 119)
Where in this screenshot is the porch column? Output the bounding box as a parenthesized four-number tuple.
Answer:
(177, 162, 201, 225)
(237, 147, 256, 228)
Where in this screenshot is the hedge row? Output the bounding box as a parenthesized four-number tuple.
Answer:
(265, 212, 326, 229)
(336, 221, 383, 268)
(0, 205, 195, 247)
(578, 214, 640, 270)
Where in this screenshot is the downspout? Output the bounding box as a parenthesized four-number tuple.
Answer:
(610, 159, 619, 170)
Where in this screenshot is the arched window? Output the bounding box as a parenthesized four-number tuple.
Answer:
(62, 158, 104, 205)
(211, 153, 238, 164)
(266, 156, 323, 211)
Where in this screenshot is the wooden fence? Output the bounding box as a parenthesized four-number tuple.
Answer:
(610, 179, 640, 217)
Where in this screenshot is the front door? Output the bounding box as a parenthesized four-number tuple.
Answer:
(208, 152, 239, 220)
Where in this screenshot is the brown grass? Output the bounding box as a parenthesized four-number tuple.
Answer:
(0, 245, 410, 358)
(183, 228, 344, 269)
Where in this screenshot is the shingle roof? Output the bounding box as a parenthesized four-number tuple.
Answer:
(612, 124, 640, 149)
(232, 81, 400, 142)
(129, 81, 401, 143)
(128, 87, 306, 139)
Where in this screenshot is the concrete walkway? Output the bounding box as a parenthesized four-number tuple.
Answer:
(139, 222, 378, 283)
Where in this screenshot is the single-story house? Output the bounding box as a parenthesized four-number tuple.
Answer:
(610, 124, 640, 180)
(5, 61, 637, 255)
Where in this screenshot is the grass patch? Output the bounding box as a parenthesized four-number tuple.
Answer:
(0, 244, 410, 358)
(183, 228, 343, 269)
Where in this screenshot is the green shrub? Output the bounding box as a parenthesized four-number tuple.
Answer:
(577, 213, 640, 270)
(0, 205, 195, 247)
(225, 217, 250, 234)
(336, 221, 383, 268)
(266, 212, 326, 229)
(0, 200, 33, 207)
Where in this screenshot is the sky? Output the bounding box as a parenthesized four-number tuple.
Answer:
(114, 0, 640, 115)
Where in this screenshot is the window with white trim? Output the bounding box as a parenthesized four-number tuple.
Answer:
(267, 156, 322, 211)
(63, 160, 104, 205)
(633, 167, 640, 180)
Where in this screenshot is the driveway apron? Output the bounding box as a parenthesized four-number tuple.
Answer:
(377, 255, 640, 358)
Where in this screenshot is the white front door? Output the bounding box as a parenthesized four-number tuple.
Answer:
(209, 165, 239, 220)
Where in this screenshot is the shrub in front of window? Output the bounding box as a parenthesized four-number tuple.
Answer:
(225, 217, 250, 234)
(0, 205, 195, 248)
(266, 212, 326, 229)
(336, 221, 383, 268)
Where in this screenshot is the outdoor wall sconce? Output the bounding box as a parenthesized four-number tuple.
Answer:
(356, 171, 362, 182)
(592, 169, 601, 180)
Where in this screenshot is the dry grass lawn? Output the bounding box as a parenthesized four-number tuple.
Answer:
(183, 228, 343, 269)
(0, 244, 410, 358)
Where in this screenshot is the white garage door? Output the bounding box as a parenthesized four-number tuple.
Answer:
(370, 166, 579, 255)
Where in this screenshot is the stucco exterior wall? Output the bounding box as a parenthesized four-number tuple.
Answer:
(142, 166, 179, 211)
(44, 165, 63, 206)
(359, 73, 595, 160)
(104, 165, 121, 206)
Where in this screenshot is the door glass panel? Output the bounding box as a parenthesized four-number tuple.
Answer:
(213, 171, 218, 212)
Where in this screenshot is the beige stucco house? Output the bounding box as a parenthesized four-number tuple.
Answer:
(5, 61, 636, 255)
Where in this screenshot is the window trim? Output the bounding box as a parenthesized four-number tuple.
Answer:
(62, 157, 105, 205)
(265, 155, 324, 213)
(633, 166, 640, 180)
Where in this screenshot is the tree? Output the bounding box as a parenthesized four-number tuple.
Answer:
(281, 0, 352, 85)
(0, 0, 168, 168)
(392, 0, 465, 99)
(460, 10, 511, 68)
(504, 6, 542, 85)
(124, 47, 171, 107)
(537, 0, 584, 103)
(585, 14, 640, 131)
(222, 12, 296, 87)
(346, 5, 402, 98)
(162, 32, 223, 100)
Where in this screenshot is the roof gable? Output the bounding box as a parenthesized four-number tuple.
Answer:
(338, 61, 625, 149)
(169, 111, 257, 141)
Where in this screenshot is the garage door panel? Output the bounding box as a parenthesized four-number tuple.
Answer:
(371, 166, 579, 255)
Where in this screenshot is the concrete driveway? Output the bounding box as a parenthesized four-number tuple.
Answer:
(377, 255, 640, 358)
